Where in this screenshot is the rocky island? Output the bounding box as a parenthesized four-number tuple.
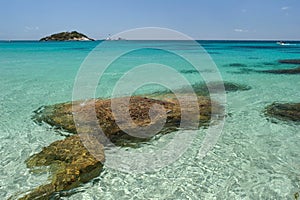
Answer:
(40, 31, 94, 41)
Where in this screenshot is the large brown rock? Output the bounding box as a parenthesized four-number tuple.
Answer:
(33, 96, 224, 144)
(20, 95, 224, 199)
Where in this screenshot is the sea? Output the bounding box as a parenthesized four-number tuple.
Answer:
(0, 40, 300, 199)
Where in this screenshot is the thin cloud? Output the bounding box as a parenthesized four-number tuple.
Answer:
(25, 26, 39, 32)
(281, 6, 289, 10)
(234, 29, 248, 33)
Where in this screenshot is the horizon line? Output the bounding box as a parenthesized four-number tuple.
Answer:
(1, 39, 300, 42)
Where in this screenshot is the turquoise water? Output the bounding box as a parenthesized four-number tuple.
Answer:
(0, 40, 300, 199)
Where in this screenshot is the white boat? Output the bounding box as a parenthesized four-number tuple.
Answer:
(105, 34, 126, 41)
(277, 41, 286, 45)
(276, 41, 297, 46)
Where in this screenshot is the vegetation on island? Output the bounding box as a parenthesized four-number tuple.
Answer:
(40, 31, 94, 41)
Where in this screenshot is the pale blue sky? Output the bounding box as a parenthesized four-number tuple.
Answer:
(0, 0, 299, 40)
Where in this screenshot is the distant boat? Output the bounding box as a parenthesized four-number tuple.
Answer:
(276, 41, 296, 46)
(105, 34, 126, 41)
(105, 34, 112, 41)
(277, 41, 287, 45)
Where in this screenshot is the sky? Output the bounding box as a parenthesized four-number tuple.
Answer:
(0, 0, 299, 40)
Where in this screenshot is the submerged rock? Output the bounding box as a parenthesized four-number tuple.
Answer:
(23, 95, 224, 199)
(151, 82, 252, 97)
(33, 96, 224, 144)
(278, 59, 300, 64)
(295, 192, 299, 200)
(227, 63, 247, 67)
(265, 102, 300, 122)
(262, 62, 278, 66)
(259, 66, 300, 74)
(229, 68, 256, 74)
(184, 82, 251, 96)
(19, 135, 104, 200)
(207, 82, 251, 92)
(180, 69, 199, 74)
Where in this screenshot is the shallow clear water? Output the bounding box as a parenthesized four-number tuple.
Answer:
(0, 40, 300, 199)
